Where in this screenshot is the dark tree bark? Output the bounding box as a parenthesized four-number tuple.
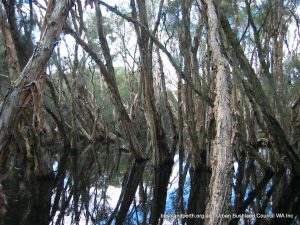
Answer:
(115, 161, 147, 225)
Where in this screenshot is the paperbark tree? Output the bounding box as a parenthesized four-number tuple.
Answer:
(219, 2, 300, 224)
(0, 1, 72, 225)
(64, 6, 148, 162)
(129, 2, 174, 224)
(0, 0, 72, 152)
(179, 3, 208, 223)
(0, 1, 299, 224)
(202, 1, 233, 225)
(130, 0, 171, 167)
(220, 13, 300, 175)
(0, 2, 20, 83)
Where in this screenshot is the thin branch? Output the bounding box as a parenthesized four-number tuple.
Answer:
(98, 1, 214, 107)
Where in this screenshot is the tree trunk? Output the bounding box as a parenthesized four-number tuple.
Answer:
(0, 2, 71, 225)
(220, 14, 300, 175)
(202, 1, 233, 225)
(130, 0, 171, 167)
(149, 161, 173, 225)
(115, 161, 147, 225)
(0, 0, 72, 153)
(65, 5, 148, 162)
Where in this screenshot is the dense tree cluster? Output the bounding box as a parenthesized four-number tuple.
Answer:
(0, 0, 299, 225)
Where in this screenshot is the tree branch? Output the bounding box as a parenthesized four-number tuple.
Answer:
(98, 0, 214, 107)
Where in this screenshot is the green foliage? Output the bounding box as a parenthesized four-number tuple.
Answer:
(115, 67, 138, 102)
(85, 12, 120, 53)
(284, 55, 300, 93)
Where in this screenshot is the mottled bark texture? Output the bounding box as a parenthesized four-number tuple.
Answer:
(0, 2, 20, 83)
(130, 0, 171, 167)
(0, 1, 72, 225)
(0, 1, 72, 153)
(202, 0, 233, 225)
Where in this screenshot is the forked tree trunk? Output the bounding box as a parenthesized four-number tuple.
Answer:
(0, 0, 72, 153)
(202, 0, 233, 224)
(0, 1, 72, 225)
(130, 0, 171, 167)
(95, 3, 148, 162)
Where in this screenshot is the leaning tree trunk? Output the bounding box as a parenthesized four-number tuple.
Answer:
(0, 2, 72, 225)
(94, 3, 148, 162)
(0, 1, 72, 153)
(202, 0, 233, 225)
